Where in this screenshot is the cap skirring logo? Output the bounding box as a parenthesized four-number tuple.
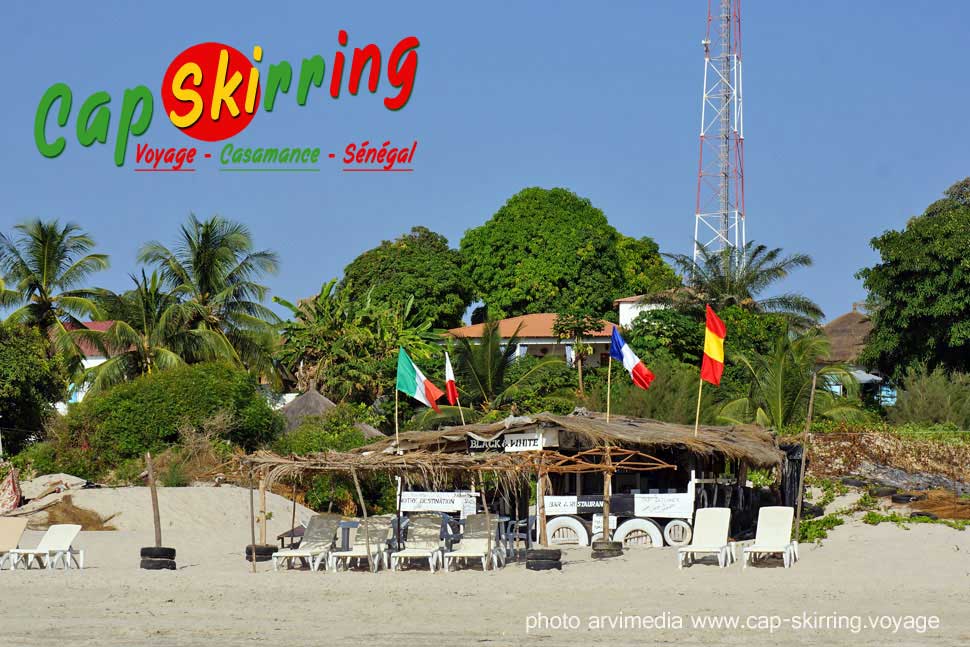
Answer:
(34, 32, 420, 166)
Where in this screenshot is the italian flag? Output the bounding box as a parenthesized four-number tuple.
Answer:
(396, 348, 444, 413)
(444, 351, 459, 405)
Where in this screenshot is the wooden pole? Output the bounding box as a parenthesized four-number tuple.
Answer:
(606, 356, 613, 423)
(693, 376, 704, 438)
(601, 445, 612, 542)
(793, 372, 818, 542)
(478, 479, 493, 569)
(145, 452, 162, 548)
(258, 468, 267, 546)
(350, 468, 373, 573)
(290, 480, 298, 546)
(248, 469, 257, 573)
(537, 458, 548, 546)
(455, 394, 466, 426)
(394, 388, 400, 447)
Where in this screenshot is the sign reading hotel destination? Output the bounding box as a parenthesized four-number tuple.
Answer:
(467, 430, 554, 453)
(399, 491, 475, 513)
(633, 492, 693, 518)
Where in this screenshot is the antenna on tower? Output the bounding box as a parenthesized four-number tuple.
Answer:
(693, 0, 745, 263)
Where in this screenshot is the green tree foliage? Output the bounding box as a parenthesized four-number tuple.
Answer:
(275, 280, 439, 404)
(888, 364, 970, 429)
(0, 219, 109, 368)
(585, 355, 717, 424)
(460, 188, 673, 319)
(138, 215, 280, 382)
(67, 362, 282, 466)
(553, 311, 605, 395)
(0, 323, 68, 454)
(274, 404, 393, 514)
(616, 235, 680, 297)
(79, 271, 237, 396)
(341, 227, 472, 329)
(663, 241, 822, 328)
(858, 179, 970, 375)
(624, 309, 705, 365)
(718, 330, 863, 429)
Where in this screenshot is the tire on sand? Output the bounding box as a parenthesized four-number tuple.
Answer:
(140, 546, 176, 560)
(245, 544, 275, 562)
(140, 558, 176, 570)
(526, 548, 561, 561)
(591, 549, 623, 559)
(613, 518, 663, 547)
(545, 516, 590, 546)
(662, 519, 693, 547)
(526, 559, 562, 571)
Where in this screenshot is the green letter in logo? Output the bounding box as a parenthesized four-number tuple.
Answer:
(77, 91, 112, 147)
(34, 83, 72, 158)
(115, 86, 153, 167)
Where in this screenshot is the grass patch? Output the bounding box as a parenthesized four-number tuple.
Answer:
(798, 514, 845, 543)
(41, 494, 117, 531)
(862, 510, 970, 531)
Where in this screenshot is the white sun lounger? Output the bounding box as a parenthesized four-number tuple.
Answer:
(743, 506, 798, 569)
(0, 517, 29, 570)
(678, 508, 731, 569)
(329, 517, 392, 572)
(272, 516, 340, 571)
(9, 523, 84, 569)
(444, 514, 503, 571)
(390, 514, 443, 572)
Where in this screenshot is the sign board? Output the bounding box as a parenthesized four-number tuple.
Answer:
(399, 491, 475, 513)
(467, 429, 557, 453)
(544, 496, 578, 515)
(633, 492, 693, 519)
(541, 494, 634, 516)
(591, 513, 618, 534)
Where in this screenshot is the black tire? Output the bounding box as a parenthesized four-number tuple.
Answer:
(245, 544, 276, 556)
(841, 477, 866, 488)
(910, 511, 938, 520)
(871, 486, 897, 498)
(802, 504, 824, 519)
(526, 548, 561, 561)
(140, 546, 176, 560)
(591, 540, 622, 551)
(591, 549, 623, 559)
(140, 558, 176, 570)
(526, 559, 562, 571)
(891, 494, 917, 504)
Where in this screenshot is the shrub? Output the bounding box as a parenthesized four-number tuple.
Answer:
(160, 461, 190, 487)
(889, 364, 970, 429)
(798, 513, 844, 543)
(11, 441, 102, 481)
(68, 362, 283, 465)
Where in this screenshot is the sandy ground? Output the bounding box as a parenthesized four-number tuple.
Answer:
(2, 486, 969, 646)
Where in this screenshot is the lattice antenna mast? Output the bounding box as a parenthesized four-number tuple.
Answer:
(693, 0, 745, 263)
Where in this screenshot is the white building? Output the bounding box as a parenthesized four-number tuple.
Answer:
(613, 295, 664, 328)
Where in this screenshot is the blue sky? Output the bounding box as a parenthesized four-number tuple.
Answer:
(1, 0, 967, 323)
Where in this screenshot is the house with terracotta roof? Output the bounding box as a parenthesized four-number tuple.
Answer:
(446, 313, 614, 367)
(59, 321, 112, 409)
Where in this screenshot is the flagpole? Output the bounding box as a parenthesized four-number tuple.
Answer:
(394, 388, 400, 447)
(606, 355, 613, 423)
(693, 376, 704, 438)
(455, 394, 466, 426)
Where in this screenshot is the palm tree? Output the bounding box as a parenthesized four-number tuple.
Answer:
(138, 215, 280, 379)
(663, 241, 823, 328)
(0, 219, 108, 364)
(77, 271, 236, 395)
(415, 322, 560, 425)
(717, 329, 863, 430)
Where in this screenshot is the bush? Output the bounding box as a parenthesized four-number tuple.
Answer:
(889, 364, 970, 429)
(67, 362, 283, 465)
(11, 441, 102, 482)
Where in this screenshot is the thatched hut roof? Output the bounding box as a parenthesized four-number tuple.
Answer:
(357, 411, 783, 468)
(823, 308, 872, 364)
(281, 390, 384, 439)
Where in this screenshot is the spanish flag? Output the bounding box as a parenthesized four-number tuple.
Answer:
(700, 305, 726, 386)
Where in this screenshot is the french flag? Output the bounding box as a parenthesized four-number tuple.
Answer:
(610, 327, 655, 390)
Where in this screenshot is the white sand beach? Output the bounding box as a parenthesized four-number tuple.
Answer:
(2, 486, 968, 646)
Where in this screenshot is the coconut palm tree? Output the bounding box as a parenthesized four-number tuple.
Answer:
(77, 271, 237, 395)
(662, 241, 823, 328)
(0, 219, 108, 364)
(717, 329, 863, 430)
(138, 214, 280, 379)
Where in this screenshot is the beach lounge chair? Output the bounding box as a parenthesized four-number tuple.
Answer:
(743, 506, 798, 569)
(9, 523, 84, 569)
(677, 508, 731, 569)
(0, 517, 29, 570)
(271, 515, 340, 571)
(329, 517, 392, 572)
(390, 513, 443, 572)
(443, 514, 504, 571)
